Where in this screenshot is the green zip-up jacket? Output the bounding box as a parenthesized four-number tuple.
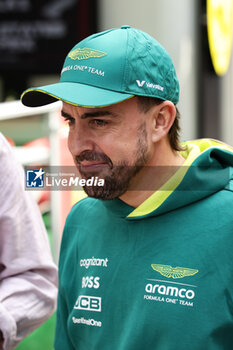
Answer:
(55, 139, 233, 350)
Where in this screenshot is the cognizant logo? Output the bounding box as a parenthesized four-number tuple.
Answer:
(80, 257, 108, 269)
(145, 283, 195, 299)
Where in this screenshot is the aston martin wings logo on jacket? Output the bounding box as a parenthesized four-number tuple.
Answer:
(151, 264, 199, 279)
(68, 48, 107, 60)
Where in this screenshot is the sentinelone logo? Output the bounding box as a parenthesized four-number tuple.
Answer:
(72, 317, 102, 328)
(26, 168, 104, 190)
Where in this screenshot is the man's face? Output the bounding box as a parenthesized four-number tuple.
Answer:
(62, 97, 154, 199)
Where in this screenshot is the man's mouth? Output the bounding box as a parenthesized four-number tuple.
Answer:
(78, 161, 109, 174)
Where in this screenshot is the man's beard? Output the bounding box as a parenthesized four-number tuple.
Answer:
(75, 122, 150, 200)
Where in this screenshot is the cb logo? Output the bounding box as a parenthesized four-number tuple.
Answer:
(74, 295, 101, 312)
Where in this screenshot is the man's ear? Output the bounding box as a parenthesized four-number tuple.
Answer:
(151, 101, 176, 143)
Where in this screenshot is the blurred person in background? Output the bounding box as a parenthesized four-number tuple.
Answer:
(0, 133, 58, 350)
(22, 26, 233, 350)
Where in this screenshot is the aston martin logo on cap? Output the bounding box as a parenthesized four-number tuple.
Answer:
(68, 48, 107, 60)
(151, 264, 199, 279)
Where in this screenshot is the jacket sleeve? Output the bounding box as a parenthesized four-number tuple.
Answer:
(0, 133, 58, 350)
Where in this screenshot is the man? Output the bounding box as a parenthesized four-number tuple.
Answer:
(21, 26, 233, 350)
(0, 133, 58, 350)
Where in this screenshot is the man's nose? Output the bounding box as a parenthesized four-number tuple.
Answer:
(68, 124, 94, 156)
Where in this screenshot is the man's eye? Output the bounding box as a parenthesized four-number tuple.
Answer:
(90, 119, 108, 127)
(64, 117, 75, 126)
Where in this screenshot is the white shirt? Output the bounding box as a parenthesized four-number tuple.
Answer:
(0, 133, 58, 350)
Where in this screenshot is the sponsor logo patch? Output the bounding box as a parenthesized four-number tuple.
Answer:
(151, 264, 199, 279)
(72, 316, 102, 327)
(68, 48, 107, 60)
(144, 278, 197, 308)
(80, 257, 108, 269)
(74, 295, 102, 312)
(82, 276, 100, 289)
(144, 264, 199, 308)
(136, 80, 164, 91)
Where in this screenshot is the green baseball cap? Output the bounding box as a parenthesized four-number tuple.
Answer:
(21, 25, 179, 108)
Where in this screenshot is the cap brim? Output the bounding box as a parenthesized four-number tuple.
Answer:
(21, 82, 134, 108)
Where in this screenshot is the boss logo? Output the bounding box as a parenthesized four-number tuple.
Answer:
(74, 296, 101, 312)
(82, 276, 100, 289)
